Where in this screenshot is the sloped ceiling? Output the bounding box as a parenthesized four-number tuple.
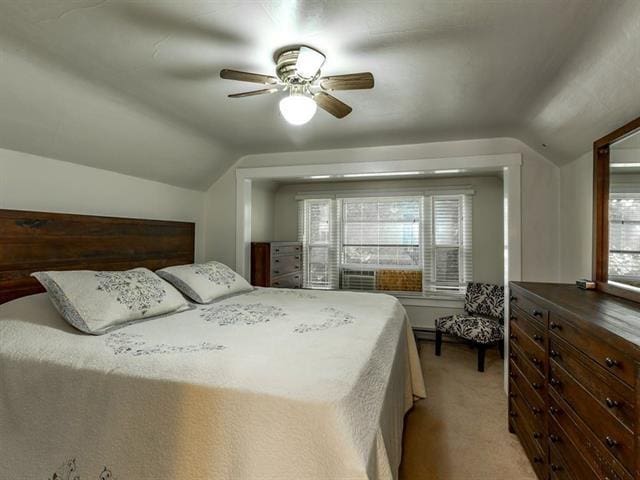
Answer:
(0, 0, 639, 190)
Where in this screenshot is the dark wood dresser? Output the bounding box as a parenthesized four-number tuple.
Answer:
(508, 282, 640, 480)
(250, 241, 302, 288)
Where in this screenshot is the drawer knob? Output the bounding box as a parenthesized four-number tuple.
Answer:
(533, 334, 543, 342)
(275, 248, 280, 253)
(549, 434, 560, 443)
(605, 397, 619, 409)
(274, 270, 280, 274)
(605, 436, 618, 448)
(604, 357, 619, 368)
(531, 407, 542, 415)
(549, 406, 560, 415)
(550, 322, 561, 330)
(533, 457, 543, 464)
(533, 432, 541, 439)
(531, 382, 541, 390)
(509, 411, 517, 418)
(550, 377, 561, 387)
(274, 282, 280, 286)
(550, 349, 560, 358)
(532, 310, 543, 317)
(531, 356, 541, 365)
(509, 333, 517, 340)
(551, 464, 563, 472)
(510, 295, 517, 302)
(509, 352, 517, 359)
(509, 392, 517, 398)
(295, 265, 300, 269)
(509, 372, 517, 379)
(510, 314, 516, 321)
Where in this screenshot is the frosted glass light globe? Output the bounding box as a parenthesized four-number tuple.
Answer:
(279, 94, 317, 125)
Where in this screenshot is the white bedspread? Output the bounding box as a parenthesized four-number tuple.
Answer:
(0, 288, 425, 480)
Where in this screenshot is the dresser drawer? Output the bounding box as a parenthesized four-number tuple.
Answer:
(509, 393, 546, 480)
(548, 313, 635, 386)
(509, 379, 546, 452)
(271, 272, 302, 289)
(271, 254, 302, 276)
(549, 335, 635, 431)
(511, 305, 546, 350)
(548, 393, 633, 480)
(509, 354, 545, 413)
(272, 244, 301, 256)
(549, 444, 580, 480)
(509, 321, 545, 377)
(548, 417, 598, 480)
(549, 361, 635, 472)
(509, 290, 548, 328)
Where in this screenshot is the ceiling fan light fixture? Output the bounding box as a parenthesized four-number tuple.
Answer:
(279, 92, 317, 125)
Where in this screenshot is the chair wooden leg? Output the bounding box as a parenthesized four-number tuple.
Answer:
(477, 344, 486, 372)
(498, 339, 504, 359)
(435, 330, 442, 356)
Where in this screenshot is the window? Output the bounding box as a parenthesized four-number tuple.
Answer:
(609, 193, 640, 285)
(299, 191, 472, 295)
(341, 197, 422, 269)
(298, 198, 338, 289)
(423, 195, 473, 292)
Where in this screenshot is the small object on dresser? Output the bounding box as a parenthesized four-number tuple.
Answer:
(576, 278, 595, 290)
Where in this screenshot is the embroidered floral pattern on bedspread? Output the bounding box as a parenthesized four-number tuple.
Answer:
(105, 332, 225, 356)
(49, 458, 114, 480)
(199, 303, 286, 326)
(293, 307, 355, 333)
(95, 270, 166, 314)
(194, 262, 237, 287)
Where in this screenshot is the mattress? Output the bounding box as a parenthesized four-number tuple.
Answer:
(0, 287, 425, 480)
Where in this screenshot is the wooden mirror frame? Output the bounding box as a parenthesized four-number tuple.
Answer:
(593, 115, 640, 303)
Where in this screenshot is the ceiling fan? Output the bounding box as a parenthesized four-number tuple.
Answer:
(220, 45, 374, 125)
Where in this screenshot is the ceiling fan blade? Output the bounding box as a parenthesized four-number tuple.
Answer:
(228, 88, 279, 98)
(220, 69, 278, 85)
(314, 92, 352, 119)
(320, 72, 374, 91)
(296, 46, 325, 79)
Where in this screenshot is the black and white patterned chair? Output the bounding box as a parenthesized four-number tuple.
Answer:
(434, 282, 505, 372)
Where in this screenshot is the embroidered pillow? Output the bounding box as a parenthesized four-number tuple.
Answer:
(156, 261, 252, 304)
(32, 268, 190, 335)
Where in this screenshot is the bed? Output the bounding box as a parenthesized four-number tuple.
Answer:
(0, 209, 425, 480)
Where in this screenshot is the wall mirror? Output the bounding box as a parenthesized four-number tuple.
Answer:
(594, 116, 640, 302)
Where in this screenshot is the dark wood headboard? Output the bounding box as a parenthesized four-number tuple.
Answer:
(0, 209, 195, 304)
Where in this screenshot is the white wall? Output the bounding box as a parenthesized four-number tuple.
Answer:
(204, 137, 561, 283)
(250, 180, 277, 242)
(273, 175, 504, 285)
(558, 151, 593, 282)
(0, 147, 206, 260)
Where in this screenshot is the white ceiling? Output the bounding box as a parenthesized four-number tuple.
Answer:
(1, 0, 639, 190)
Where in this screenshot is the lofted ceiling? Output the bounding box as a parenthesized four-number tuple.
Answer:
(0, 0, 639, 190)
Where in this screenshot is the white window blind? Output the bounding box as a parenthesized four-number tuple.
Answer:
(423, 194, 472, 292)
(341, 196, 422, 268)
(299, 191, 473, 295)
(609, 193, 640, 282)
(298, 199, 339, 289)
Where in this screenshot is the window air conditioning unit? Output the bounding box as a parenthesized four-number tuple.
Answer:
(341, 269, 376, 291)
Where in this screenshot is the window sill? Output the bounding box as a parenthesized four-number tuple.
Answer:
(394, 292, 465, 308)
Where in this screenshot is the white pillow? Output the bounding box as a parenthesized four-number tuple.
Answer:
(156, 261, 252, 304)
(32, 268, 190, 335)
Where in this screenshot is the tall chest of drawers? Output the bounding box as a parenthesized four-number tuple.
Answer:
(251, 241, 302, 288)
(509, 282, 640, 480)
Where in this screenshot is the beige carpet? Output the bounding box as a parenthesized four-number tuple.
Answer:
(399, 341, 537, 480)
